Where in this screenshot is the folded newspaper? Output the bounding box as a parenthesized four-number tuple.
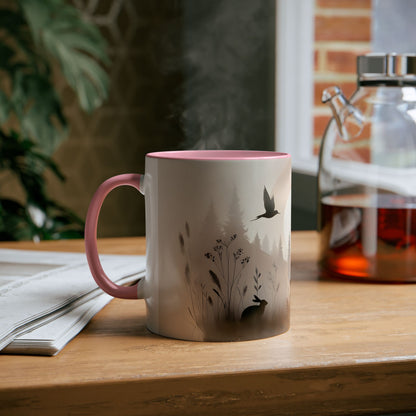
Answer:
(0, 249, 145, 356)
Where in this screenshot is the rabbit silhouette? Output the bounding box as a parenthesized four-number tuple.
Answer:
(241, 295, 268, 322)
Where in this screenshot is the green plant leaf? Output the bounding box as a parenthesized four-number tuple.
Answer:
(0, 130, 85, 241)
(10, 71, 68, 154)
(0, 43, 15, 71)
(0, 1, 106, 240)
(0, 130, 62, 203)
(19, 0, 110, 113)
(0, 8, 40, 69)
(0, 198, 32, 241)
(55, 49, 109, 111)
(0, 91, 10, 123)
(0, 9, 27, 44)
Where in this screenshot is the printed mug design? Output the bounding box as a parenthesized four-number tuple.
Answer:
(178, 185, 289, 341)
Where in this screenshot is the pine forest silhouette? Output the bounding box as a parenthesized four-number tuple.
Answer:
(178, 188, 289, 341)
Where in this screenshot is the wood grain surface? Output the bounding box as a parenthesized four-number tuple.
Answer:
(0, 231, 415, 415)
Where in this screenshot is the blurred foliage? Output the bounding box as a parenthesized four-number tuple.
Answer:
(0, 0, 109, 240)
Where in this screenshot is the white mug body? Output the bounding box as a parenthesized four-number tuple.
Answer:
(143, 151, 291, 341)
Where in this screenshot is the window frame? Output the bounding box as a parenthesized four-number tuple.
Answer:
(275, 0, 318, 175)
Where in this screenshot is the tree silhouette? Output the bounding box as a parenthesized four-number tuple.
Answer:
(178, 184, 289, 341)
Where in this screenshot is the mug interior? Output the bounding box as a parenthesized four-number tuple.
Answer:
(146, 150, 290, 160)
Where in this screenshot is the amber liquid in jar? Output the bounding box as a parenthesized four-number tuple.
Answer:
(320, 194, 416, 282)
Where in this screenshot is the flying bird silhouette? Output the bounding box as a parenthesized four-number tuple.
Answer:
(252, 186, 279, 221)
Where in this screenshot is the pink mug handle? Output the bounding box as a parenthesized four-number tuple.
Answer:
(85, 173, 143, 299)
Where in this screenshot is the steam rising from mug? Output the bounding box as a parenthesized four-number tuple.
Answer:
(177, 0, 275, 150)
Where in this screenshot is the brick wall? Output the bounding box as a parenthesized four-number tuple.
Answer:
(313, 0, 372, 155)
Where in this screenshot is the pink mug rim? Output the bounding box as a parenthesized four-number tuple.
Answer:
(146, 150, 290, 161)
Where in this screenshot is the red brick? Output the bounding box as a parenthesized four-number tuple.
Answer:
(314, 113, 372, 142)
(315, 15, 371, 42)
(316, 121, 372, 162)
(314, 114, 332, 139)
(333, 142, 371, 163)
(315, 137, 371, 162)
(356, 123, 372, 141)
(314, 81, 357, 107)
(326, 50, 360, 74)
(314, 50, 320, 71)
(317, 0, 371, 9)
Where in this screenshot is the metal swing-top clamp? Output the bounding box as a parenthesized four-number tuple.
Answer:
(357, 53, 416, 85)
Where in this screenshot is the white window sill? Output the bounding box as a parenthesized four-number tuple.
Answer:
(292, 156, 319, 176)
(275, 0, 316, 178)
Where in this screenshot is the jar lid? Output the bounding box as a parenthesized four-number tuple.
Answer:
(357, 53, 416, 84)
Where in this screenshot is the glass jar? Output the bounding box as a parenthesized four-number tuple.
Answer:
(318, 53, 416, 282)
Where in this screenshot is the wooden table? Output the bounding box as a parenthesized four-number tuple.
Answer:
(0, 231, 415, 416)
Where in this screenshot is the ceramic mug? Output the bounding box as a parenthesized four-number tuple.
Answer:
(85, 150, 291, 341)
